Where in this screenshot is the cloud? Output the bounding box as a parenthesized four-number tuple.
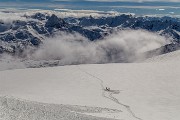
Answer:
(29, 30, 167, 63)
(0, 29, 171, 71)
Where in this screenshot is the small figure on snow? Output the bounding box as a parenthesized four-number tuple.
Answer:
(105, 87, 110, 91)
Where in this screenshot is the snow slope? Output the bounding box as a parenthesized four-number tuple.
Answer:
(0, 50, 180, 120)
(145, 49, 180, 62)
(0, 96, 120, 120)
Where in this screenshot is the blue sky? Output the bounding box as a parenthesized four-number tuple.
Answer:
(0, 0, 179, 2)
(0, 0, 179, 9)
(0, 0, 180, 17)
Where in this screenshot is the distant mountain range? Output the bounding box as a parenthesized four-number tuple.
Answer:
(0, 12, 180, 56)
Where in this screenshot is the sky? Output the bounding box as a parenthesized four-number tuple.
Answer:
(0, 0, 179, 16)
(0, 0, 179, 2)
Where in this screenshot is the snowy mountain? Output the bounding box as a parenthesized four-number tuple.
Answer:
(1, 9, 180, 120)
(0, 11, 180, 56)
(1, 49, 180, 120)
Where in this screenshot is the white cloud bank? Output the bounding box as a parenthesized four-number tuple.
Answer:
(0, 29, 172, 70)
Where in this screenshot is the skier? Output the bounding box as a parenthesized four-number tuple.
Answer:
(105, 87, 110, 91)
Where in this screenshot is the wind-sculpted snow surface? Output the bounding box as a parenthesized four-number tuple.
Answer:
(145, 49, 180, 62)
(0, 96, 121, 120)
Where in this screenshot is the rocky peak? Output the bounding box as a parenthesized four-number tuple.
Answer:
(45, 14, 67, 28)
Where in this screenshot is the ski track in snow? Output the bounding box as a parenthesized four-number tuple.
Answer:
(77, 66, 143, 120)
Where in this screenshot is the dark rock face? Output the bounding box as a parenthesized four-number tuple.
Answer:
(31, 12, 47, 21)
(0, 13, 180, 55)
(78, 15, 180, 41)
(69, 26, 103, 41)
(45, 14, 67, 28)
(30, 37, 41, 46)
(0, 23, 10, 32)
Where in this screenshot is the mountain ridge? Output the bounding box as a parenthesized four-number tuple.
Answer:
(0, 11, 180, 59)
